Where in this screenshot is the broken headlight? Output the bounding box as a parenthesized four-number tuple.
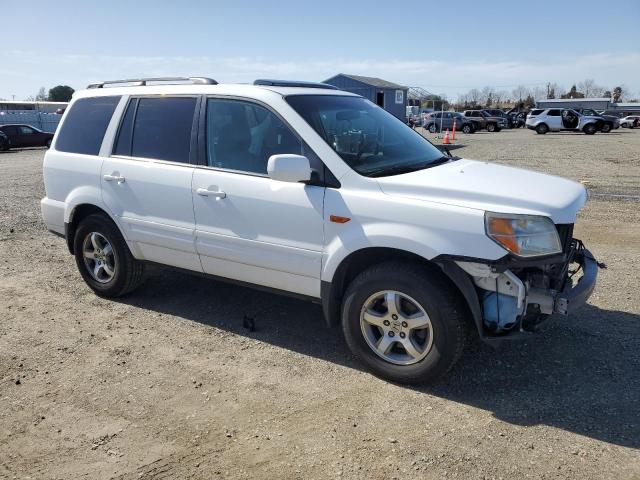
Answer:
(485, 212, 562, 257)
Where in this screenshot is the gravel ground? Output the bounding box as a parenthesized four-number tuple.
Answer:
(1, 127, 639, 479)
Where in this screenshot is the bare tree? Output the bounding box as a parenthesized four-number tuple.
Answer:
(493, 90, 507, 107)
(468, 88, 481, 106)
(532, 86, 547, 101)
(577, 79, 597, 98)
(35, 87, 48, 101)
(511, 85, 529, 102)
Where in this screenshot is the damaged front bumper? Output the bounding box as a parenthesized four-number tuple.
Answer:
(452, 239, 600, 342)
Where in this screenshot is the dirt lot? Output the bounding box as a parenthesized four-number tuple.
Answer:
(1, 127, 639, 479)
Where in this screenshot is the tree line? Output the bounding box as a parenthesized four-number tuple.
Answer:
(451, 80, 634, 110)
(26, 85, 75, 102)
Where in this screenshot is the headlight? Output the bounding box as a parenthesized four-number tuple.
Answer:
(485, 212, 562, 257)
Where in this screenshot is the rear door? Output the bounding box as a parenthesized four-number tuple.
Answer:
(546, 109, 563, 129)
(191, 97, 325, 297)
(101, 95, 202, 272)
(2, 126, 21, 146)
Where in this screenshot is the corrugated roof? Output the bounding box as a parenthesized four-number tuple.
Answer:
(326, 74, 407, 89)
(538, 98, 610, 102)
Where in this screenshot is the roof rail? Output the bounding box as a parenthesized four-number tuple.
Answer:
(87, 77, 218, 89)
(254, 79, 338, 90)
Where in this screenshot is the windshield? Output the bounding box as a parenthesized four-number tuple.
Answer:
(286, 95, 446, 177)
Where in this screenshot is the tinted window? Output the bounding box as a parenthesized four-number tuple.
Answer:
(19, 126, 35, 135)
(206, 99, 303, 174)
(113, 99, 136, 156)
(56, 96, 120, 155)
(548, 109, 561, 116)
(529, 109, 544, 116)
(286, 95, 445, 177)
(130, 97, 196, 163)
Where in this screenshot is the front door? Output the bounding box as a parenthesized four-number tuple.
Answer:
(561, 109, 579, 129)
(101, 95, 202, 272)
(192, 98, 325, 297)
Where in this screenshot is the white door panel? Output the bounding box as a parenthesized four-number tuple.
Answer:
(101, 157, 201, 271)
(192, 169, 324, 295)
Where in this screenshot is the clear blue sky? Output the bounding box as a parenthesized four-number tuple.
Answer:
(2, 0, 639, 100)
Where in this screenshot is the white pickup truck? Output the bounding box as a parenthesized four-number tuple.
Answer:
(41, 77, 599, 384)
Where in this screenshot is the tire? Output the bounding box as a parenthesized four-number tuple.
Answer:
(583, 123, 597, 135)
(341, 262, 468, 384)
(462, 124, 473, 134)
(486, 123, 496, 132)
(73, 213, 145, 297)
(428, 123, 438, 134)
(535, 123, 548, 134)
(601, 123, 612, 133)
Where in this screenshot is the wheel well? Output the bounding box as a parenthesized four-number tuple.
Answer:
(321, 247, 475, 329)
(65, 204, 111, 254)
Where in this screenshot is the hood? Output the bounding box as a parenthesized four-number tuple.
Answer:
(376, 159, 587, 224)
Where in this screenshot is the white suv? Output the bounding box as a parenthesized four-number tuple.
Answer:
(526, 108, 603, 135)
(41, 77, 599, 384)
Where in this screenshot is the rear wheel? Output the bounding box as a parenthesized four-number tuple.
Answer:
(583, 123, 597, 135)
(428, 123, 438, 134)
(462, 124, 473, 134)
(341, 262, 468, 384)
(535, 123, 548, 134)
(73, 213, 145, 297)
(601, 123, 612, 133)
(486, 123, 496, 132)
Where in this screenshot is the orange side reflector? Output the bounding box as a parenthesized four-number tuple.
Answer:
(330, 215, 351, 224)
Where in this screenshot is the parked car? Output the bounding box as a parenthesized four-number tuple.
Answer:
(619, 115, 640, 128)
(423, 112, 478, 134)
(573, 108, 619, 132)
(0, 130, 9, 151)
(0, 124, 54, 149)
(526, 108, 603, 135)
(462, 110, 507, 132)
(482, 109, 513, 128)
(41, 76, 599, 384)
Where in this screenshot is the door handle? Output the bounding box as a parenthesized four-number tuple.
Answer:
(103, 174, 125, 183)
(196, 187, 226, 200)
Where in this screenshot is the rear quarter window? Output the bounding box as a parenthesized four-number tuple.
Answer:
(55, 96, 121, 155)
(530, 109, 544, 116)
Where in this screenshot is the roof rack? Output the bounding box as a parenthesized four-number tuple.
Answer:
(253, 79, 338, 90)
(87, 77, 218, 89)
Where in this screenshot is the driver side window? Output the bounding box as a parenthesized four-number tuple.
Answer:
(206, 99, 303, 174)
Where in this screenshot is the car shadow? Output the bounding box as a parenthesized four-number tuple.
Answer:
(115, 265, 640, 449)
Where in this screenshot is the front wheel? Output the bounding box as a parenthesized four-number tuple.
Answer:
(462, 124, 473, 134)
(583, 123, 597, 135)
(341, 262, 468, 384)
(428, 123, 438, 134)
(535, 123, 548, 134)
(73, 213, 145, 297)
(601, 123, 612, 133)
(486, 123, 496, 132)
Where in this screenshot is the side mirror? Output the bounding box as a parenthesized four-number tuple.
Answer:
(267, 154, 312, 183)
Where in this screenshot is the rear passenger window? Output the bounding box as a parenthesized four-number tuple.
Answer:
(548, 109, 561, 116)
(56, 96, 120, 155)
(206, 99, 303, 174)
(530, 109, 543, 116)
(130, 97, 196, 163)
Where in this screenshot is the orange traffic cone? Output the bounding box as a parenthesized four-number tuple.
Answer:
(443, 129, 451, 144)
(452, 121, 457, 141)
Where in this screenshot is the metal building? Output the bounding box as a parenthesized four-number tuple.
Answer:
(323, 74, 408, 119)
(535, 98, 611, 110)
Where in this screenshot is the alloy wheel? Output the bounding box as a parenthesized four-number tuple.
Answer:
(360, 290, 434, 365)
(82, 232, 116, 283)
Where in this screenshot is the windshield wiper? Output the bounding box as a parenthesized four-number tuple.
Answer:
(364, 156, 450, 178)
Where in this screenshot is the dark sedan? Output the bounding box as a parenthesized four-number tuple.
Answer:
(0, 124, 54, 149)
(0, 130, 9, 151)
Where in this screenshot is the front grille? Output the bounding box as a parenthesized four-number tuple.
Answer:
(555, 223, 574, 253)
